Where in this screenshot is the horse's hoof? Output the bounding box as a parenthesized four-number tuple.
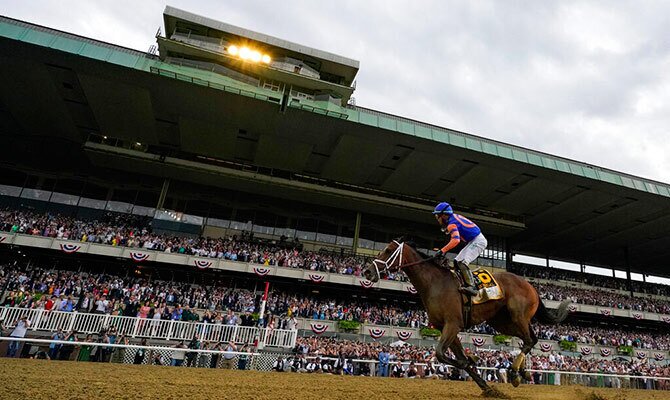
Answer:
(511, 375, 521, 388)
(481, 387, 510, 399)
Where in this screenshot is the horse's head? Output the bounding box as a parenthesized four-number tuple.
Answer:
(363, 239, 406, 283)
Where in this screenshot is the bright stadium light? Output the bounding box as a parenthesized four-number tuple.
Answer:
(238, 46, 251, 60)
(227, 44, 271, 64)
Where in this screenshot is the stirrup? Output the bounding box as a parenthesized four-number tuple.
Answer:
(460, 286, 478, 296)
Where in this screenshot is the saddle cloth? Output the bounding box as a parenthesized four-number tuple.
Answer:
(471, 268, 504, 305)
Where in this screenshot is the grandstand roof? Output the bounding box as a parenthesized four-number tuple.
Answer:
(1, 15, 670, 276)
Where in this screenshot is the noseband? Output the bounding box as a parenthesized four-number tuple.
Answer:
(371, 240, 405, 279)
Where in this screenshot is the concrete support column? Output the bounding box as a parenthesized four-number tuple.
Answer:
(352, 212, 362, 253)
(156, 178, 170, 210)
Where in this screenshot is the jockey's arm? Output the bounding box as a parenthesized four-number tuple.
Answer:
(440, 224, 461, 254)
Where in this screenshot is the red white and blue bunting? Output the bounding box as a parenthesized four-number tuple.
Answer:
(369, 328, 386, 339)
(359, 280, 374, 289)
(600, 309, 612, 316)
(396, 331, 413, 341)
(59, 243, 81, 254)
(654, 353, 665, 361)
(539, 343, 552, 352)
(632, 312, 643, 320)
(472, 337, 486, 347)
(600, 348, 612, 357)
(568, 304, 578, 313)
(637, 351, 647, 359)
(129, 252, 150, 262)
(309, 274, 325, 283)
(253, 267, 271, 277)
(406, 286, 417, 294)
(193, 260, 213, 269)
(580, 346, 592, 356)
(0, 236, 6, 243)
(310, 323, 328, 335)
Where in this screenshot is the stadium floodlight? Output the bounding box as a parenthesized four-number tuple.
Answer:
(227, 44, 271, 64)
(250, 50, 262, 62)
(238, 46, 251, 60)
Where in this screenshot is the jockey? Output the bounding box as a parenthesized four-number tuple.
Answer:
(432, 202, 488, 296)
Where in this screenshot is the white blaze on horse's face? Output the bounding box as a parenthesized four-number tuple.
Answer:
(370, 240, 404, 281)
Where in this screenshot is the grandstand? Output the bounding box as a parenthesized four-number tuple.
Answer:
(1, 5, 670, 391)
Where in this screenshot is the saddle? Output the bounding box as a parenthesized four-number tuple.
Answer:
(453, 268, 505, 327)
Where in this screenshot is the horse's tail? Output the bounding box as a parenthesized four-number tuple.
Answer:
(534, 299, 570, 325)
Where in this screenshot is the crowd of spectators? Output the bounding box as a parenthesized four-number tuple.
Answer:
(0, 264, 426, 328)
(289, 336, 670, 385)
(3, 263, 670, 351)
(510, 263, 670, 297)
(0, 209, 406, 281)
(535, 282, 670, 314)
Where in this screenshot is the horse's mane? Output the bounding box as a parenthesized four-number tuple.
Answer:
(395, 236, 435, 262)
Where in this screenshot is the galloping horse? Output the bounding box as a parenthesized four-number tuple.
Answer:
(363, 238, 570, 396)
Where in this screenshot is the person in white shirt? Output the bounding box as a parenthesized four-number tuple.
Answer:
(7, 316, 31, 357)
(95, 296, 109, 314)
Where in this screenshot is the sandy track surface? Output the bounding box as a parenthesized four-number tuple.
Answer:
(1, 358, 669, 400)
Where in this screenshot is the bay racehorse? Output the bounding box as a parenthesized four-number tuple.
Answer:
(363, 238, 569, 396)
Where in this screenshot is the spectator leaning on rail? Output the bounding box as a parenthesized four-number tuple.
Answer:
(6, 315, 30, 357)
(432, 202, 487, 296)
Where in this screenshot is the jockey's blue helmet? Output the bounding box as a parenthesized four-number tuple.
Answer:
(432, 202, 453, 215)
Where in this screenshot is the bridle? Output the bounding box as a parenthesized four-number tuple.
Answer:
(371, 240, 436, 279)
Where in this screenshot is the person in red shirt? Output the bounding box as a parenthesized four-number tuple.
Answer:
(44, 296, 55, 311)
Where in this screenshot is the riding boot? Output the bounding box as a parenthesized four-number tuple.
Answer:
(457, 262, 479, 296)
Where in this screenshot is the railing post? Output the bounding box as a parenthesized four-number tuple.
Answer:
(31, 308, 44, 331)
(233, 325, 239, 343)
(67, 312, 77, 332)
(166, 320, 174, 341)
(103, 314, 110, 330)
(131, 318, 140, 338)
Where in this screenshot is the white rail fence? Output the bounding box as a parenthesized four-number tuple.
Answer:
(0, 307, 297, 348)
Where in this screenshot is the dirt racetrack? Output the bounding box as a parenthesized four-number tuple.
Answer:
(1, 358, 669, 400)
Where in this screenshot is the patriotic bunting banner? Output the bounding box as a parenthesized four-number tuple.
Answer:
(632, 312, 643, 320)
(310, 323, 328, 335)
(654, 353, 665, 361)
(0, 236, 6, 243)
(253, 267, 271, 277)
(369, 328, 386, 339)
(662, 316, 670, 323)
(129, 252, 150, 262)
(539, 343, 552, 352)
(580, 346, 592, 356)
(193, 260, 213, 269)
(472, 337, 486, 347)
(309, 274, 325, 283)
(568, 304, 578, 312)
(60, 243, 81, 254)
(396, 331, 413, 341)
(637, 351, 647, 359)
(406, 286, 417, 294)
(359, 280, 374, 289)
(600, 309, 612, 316)
(457, 335, 464, 343)
(600, 348, 612, 357)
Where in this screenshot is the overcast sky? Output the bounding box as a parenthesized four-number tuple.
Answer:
(2, 1, 669, 184)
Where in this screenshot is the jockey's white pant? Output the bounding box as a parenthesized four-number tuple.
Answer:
(455, 233, 487, 265)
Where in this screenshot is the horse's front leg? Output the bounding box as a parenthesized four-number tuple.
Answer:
(449, 336, 510, 399)
(434, 324, 467, 368)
